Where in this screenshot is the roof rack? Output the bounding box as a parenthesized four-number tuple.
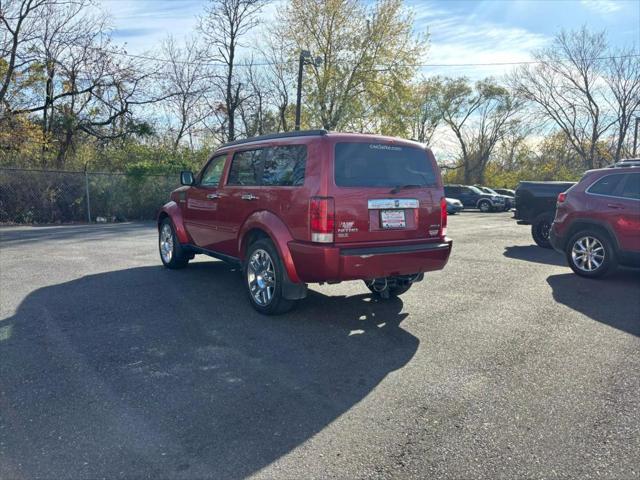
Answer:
(608, 158, 640, 168)
(219, 129, 328, 149)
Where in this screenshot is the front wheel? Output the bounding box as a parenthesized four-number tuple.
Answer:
(478, 200, 491, 213)
(159, 218, 189, 269)
(566, 230, 616, 278)
(244, 238, 295, 315)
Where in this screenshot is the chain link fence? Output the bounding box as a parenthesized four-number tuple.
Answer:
(0, 168, 179, 224)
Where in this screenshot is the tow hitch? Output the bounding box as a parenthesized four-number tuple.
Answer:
(365, 273, 424, 298)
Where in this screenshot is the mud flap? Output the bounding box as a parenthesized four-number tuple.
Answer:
(282, 279, 308, 300)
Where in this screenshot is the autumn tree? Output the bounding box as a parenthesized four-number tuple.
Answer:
(276, 0, 424, 130)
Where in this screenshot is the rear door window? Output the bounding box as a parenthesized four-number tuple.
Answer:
(334, 143, 436, 187)
(262, 145, 307, 186)
(227, 149, 263, 186)
(588, 174, 625, 197)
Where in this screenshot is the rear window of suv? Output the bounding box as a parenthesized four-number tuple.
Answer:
(334, 143, 437, 188)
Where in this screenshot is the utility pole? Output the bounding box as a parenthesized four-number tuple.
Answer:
(295, 50, 310, 131)
(294, 50, 322, 131)
(633, 116, 639, 158)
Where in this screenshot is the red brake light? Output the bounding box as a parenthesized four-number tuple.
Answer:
(439, 196, 448, 237)
(557, 192, 567, 203)
(310, 197, 334, 243)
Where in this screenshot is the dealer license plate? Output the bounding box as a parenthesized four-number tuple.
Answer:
(380, 210, 406, 229)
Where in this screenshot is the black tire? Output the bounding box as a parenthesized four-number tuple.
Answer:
(244, 238, 295, 315)
(478, 200, 492, 213)
(159, 218, 189, 269)
(531, 215, 553, 248)
(565, 229, 616, 278)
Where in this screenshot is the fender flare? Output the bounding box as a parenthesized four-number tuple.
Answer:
(564, 218, 621, 252)
(158, 201, 190, 245)
(238, 211, 301, 283)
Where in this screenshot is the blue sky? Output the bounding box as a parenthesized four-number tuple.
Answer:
(102, 0, 639, 78)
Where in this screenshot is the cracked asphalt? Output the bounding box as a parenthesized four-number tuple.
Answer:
(1, 211, 639, 479)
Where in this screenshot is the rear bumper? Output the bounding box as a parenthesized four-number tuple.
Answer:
(288, 239, 452, 283)
(549, 225, 565, 253)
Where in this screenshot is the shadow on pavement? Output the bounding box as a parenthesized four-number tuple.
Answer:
(503, 245, 566, 266)
(547, 270, 640, 337)
(0, 261, 418, 479)
(0, 222, 154, 247)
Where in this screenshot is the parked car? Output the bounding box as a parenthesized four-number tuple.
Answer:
(158, 130, 452, 314)
(443, 185, 506, 212)
(494, 188, 515, 197)
(514, 181, 576, 248)
(445, 197, 464, 214)
(550, 164, 640, 277)
(493, 188, 516, 209)
(475, 186, 514, 210)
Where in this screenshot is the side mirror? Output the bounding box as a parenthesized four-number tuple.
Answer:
(180, 171, 195, 186)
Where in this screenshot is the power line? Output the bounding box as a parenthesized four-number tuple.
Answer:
(95, 47, 640, 69)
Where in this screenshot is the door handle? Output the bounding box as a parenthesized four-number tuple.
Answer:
(241, 194, 258, 201)
(607, 203, 623, 209)
(206, 193, 220, 200)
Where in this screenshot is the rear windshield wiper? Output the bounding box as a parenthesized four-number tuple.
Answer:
(390, 184, 423, 194)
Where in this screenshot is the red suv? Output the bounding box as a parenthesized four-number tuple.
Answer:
(550, 162, 640, 277)
(158, 130, 452, 314)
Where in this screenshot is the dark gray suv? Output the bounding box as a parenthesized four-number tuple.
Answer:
(444, 185, 506, 212)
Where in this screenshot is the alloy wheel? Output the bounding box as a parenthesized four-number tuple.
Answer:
(571, 236, 605, 272)
(160, 223, 174, 263)
(247, 248, 276, 306)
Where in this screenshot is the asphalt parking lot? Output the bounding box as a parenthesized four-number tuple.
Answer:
(1, 211, 639, 479)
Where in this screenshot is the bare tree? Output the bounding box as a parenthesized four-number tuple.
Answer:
(605, 49, 640, 161)
(198, 0, 265, 142)
(161, 35, 211, 149)
(410, 77, 443, 144)
(438, 77, 522, 184)
(0, 0, 53, 109)
(510, 28, 621, 169)
(238, 57, 272, 136)
(5, 1, 170, 166)
(260, 29, 295, 132)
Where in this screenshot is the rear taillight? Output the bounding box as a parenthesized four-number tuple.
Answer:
(439, 196, 448, 237)
(557, 192, 567, 204)
(310, 197, 335, 243)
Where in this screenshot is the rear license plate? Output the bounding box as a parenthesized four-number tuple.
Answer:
(380, 210, 406, 229)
